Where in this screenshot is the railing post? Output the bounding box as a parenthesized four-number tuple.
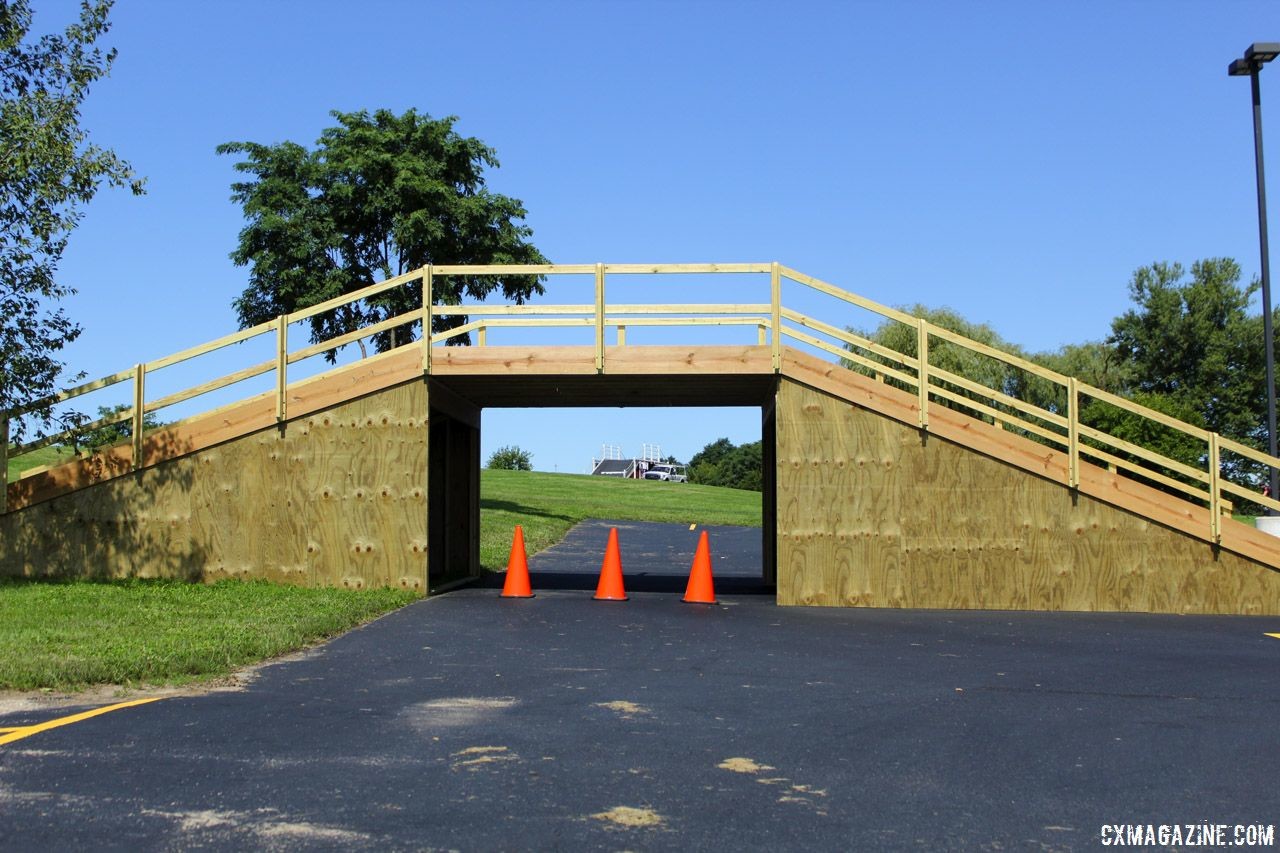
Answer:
(618, 325, 627, 347)
(276, 315, 288, 423)
(595, 262, 605, 373)
(770, 261, 782, 372)
(1209, 432, 1222, 542)
(1067, 377, 1080, 489)
(478, 325, 487, 347)
(916, 318, 929, 429)
(421, 264, 433, 375)
(1, 412, 8, 514)
(757, 323, 766, 346)
(132, 362, 146, 470)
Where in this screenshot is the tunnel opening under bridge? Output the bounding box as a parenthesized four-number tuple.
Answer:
(425, 373, 779, 595)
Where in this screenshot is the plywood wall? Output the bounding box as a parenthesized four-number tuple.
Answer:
(0, 381, 429, 590)
(776, 379, 1280, 615)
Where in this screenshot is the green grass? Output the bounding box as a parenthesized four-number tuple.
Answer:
(479, 469, 761, 571)
(0, 578, 418, 691)
(6, 443, 76, 480)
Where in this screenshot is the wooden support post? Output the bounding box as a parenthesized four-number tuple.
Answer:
(595, 262, 605, 373)
(916, 318, 929, 430)
(276, 315, 288, 423)
(757, 323, 766, 346)
(770, 261, 782, 372)
(132, 362, 146, 470)
(1, 413, 8, 514)
(1067, 377, 1080, 489)
(1209, 432, 1221, 542)
(618, 325, 627, 346)
(478, 325, 487, 347)
(421, 264, 433, 374)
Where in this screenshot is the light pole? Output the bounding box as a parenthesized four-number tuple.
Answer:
(1229, 43, 1280, 509)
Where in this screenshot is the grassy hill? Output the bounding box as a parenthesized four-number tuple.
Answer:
(7, 444, 77, 480)
(479, 469, 761, 571)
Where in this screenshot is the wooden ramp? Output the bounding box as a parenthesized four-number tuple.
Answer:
(3, 262, 1280, 613)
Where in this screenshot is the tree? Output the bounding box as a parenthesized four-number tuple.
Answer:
(0, 0, 143, 441)
(847, 306, 1043, 424)
(1107, 259, 1265, 446)
(76, 403, 161, 452)
(688, 438, 762, 491)
(219, 109, 548, 359)
(487, 445, 532, 471)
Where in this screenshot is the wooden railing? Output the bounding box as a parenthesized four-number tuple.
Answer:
(4, 261, 1279, 546)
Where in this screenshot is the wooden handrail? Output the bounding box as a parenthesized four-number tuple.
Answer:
(5, 260, 1279, 543)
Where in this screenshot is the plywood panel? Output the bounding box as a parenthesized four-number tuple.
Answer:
(0, 381, 429, 590)
(776, 378, 1280, 615)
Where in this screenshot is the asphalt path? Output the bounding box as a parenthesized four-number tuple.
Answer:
(1, 520, 1278, 851)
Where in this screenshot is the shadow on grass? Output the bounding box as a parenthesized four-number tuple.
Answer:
(480, 498, 576, 522)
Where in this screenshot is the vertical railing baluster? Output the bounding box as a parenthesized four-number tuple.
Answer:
(770, 262, 782, 372)
(276, 316, 288, 423)
(421, 264, 433, 375)
(595, 263, 605, 373)
(1068, 377, 1080, 488)
(1209, 432, 1222, 542)
(132, 363, 146, 470)
(1, 413, 8, 514)
(917, 319, 929, 429)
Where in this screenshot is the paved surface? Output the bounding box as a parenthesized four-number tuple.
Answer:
(515, 518, 768, 594)
(1, 521, 1278, 851)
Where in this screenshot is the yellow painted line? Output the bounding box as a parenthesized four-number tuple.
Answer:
(1267, 633, 1280, 640)
(689, 523, 697, 531)
(0, 697, 163, 747)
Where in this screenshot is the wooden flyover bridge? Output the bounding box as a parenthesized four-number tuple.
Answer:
(3, 263, 1280, 614)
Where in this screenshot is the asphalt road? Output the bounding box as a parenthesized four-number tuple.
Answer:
(1, 520, 1277, 851)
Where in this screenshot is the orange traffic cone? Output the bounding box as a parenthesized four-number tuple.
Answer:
(592, 527, 629, 601)
(500, 525, 534, 598)
(683, 530, 718, 604)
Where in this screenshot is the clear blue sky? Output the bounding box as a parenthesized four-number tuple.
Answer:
(31, 0, 1280, 472)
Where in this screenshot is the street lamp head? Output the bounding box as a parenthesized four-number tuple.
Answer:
(1246, 43, 1280, 64)
(1231, 42, 1280, 76)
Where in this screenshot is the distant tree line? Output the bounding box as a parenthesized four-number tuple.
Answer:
(687, 438, 762, 491)
(846, 258, 1272, 506)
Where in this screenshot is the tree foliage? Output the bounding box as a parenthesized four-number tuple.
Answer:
(688, 438, 762, 491)
(76, 403, 162, 452)
(219, 109, 547, 359)
(0, 0, 143, 440)
(847, 305, 1052, 424)
(487, 445, 532, 471)
(842, 260, 1271, 499)
(1107, 259, 1264, 445)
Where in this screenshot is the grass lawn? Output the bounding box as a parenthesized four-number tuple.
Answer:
(0, 579, 418, 691)
(479, 469, 761, 571)
(6, 444, 76, 480)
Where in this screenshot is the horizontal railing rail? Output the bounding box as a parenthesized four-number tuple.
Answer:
(2, 262, 1276, 543)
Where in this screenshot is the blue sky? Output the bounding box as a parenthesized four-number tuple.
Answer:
(31, 0, 1280, 472)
